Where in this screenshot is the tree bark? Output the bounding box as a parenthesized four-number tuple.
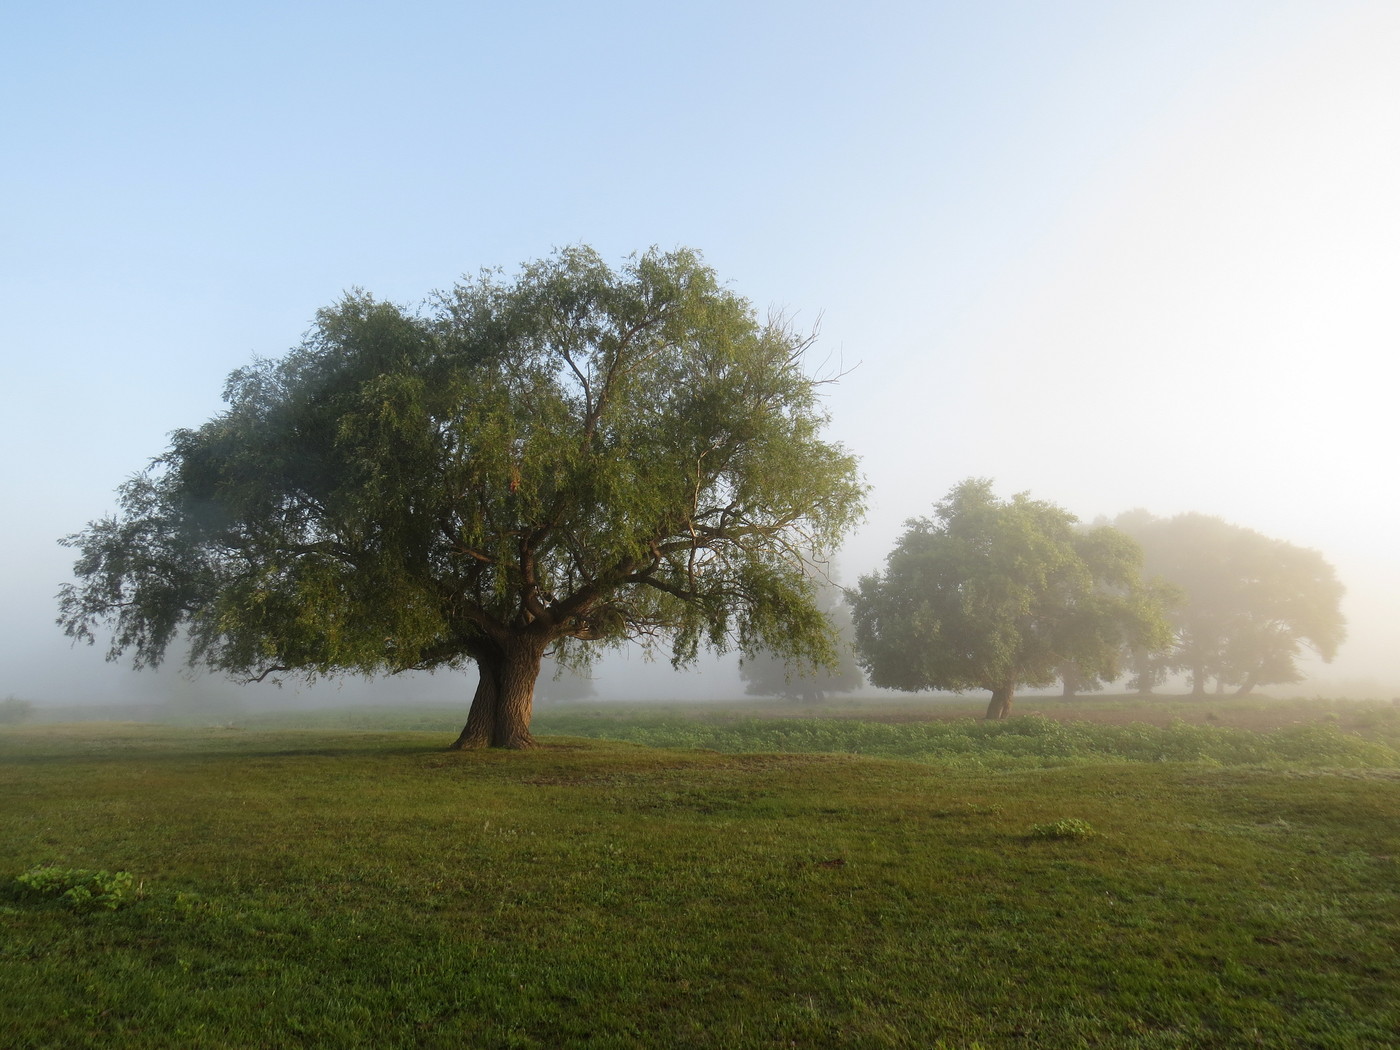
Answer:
(1061, 664, 1079, 699)
(1189, 663, 1207, 698)
(1131, 649, 1155, 696)
(451, 655, 500, 750)
(491, 635, 546, 748)
(450, 634, 548, 750)
(985, 683, 1014, 720)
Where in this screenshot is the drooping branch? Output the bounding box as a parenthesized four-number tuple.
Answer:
(245, 664, 292, 684)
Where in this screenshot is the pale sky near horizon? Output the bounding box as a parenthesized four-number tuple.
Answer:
(3, 1, 1397, 708)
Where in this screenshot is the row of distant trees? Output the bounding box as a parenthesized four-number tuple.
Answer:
(55, 246, 1345, 745)
(745, 482, 1344, 719)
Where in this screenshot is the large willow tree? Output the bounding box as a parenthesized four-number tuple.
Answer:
(59, 247, 865, 748)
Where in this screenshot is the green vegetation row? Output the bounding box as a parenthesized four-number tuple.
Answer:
(535, 710, 1400, 769)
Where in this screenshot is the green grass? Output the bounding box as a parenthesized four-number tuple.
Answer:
(533, 707, 1400, 768)
(2, 708, 1398, 1048)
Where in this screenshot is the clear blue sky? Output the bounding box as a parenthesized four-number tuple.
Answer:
(4, 0, 1396, 707)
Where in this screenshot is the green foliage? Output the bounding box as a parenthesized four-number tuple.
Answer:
(1115, 511, 1346, 695)
(16, 865, 136, 912)
(57, 247, 865, 744)
(0, 695, 34, 724)
(739, 570, 863, 701)
(849, 479, 1171, 713)
(1028, 817, 1096, 840)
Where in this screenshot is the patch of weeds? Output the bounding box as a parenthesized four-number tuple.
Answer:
(15, 865, 137, 912)
(171, 890, 222, 919)
(1028, 818, 1096, 841)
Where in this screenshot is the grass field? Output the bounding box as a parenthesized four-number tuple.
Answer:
(2, 697, 1398, 1048)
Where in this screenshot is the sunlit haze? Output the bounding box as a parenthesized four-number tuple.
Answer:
(3, 1, 1397, 709)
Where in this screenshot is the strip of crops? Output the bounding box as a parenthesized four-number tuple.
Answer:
(534, 711, 1400, 768)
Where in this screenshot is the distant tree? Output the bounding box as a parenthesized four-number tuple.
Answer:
(1114, 512, 1346, 696)
(850, 480, 1172, 719)
(1125, 644, 1172, 696)
(58, 247, 865, 749)
(534, 656, 598, 704)
(0, 696, 35, 724)
(1066, 572, 1180, 698)
(1057, 661, 1103, 699)
(740, 571, 863, 703)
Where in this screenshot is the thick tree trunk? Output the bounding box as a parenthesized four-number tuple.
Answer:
(451, 657, 500, 750)
(1061, 664, 1079, 699)
(491, 637, 546, 748)
(985, 683, 1015, 720)
(1190, 663, 1207, 698)
(1132, 649, 1155, 696)
(450, 634, 548, 750)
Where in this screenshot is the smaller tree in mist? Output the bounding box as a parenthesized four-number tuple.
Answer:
(1057, 661, 1105, 699)
(850, 479, 1172, 719)
(1065, 572, 1180, 697)
(534, 656, 598, 704)
(740, 572, 863, 703)
(1114, 511, 1346, 696)
(0, 696, 35, 724)
(1125, 645, 1173, 696)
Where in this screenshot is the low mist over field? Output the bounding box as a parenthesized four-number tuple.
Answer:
(4, 2, 1399, 711)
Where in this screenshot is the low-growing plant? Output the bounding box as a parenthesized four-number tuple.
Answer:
(1028, 818, 1096, 841)
(16, 865, 136, 912)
